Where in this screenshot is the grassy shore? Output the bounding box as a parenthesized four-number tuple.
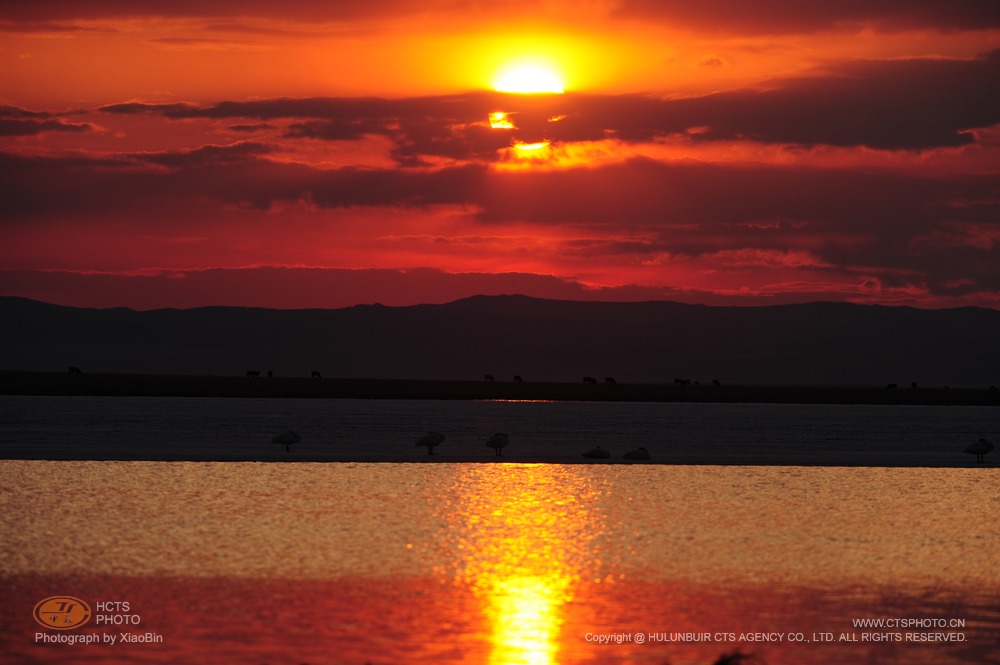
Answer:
(1, 371, 998, 405)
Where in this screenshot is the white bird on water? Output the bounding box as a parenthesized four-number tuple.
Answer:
(486, 432, 509, 456)
(271, 430, 300, 451)
(416, 431, 445, 455)
(965, 438, 994, 463)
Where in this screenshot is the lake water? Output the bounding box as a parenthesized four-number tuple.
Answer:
(1, 396, 998, 465)
(1, 398, 998, 664)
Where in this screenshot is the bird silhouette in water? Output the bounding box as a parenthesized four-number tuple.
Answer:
(623, 447, 651, 460)
(271, 430, 300, 451)
(416, 431, 445, 455)
(582, 446, 610, 459)
(964, 437, 994, 463)
(486, 432, 509, 456)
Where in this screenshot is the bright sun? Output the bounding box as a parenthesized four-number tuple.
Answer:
(493, 62, 565, 94)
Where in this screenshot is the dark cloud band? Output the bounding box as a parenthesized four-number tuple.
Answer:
(96, 52, 1000, 156)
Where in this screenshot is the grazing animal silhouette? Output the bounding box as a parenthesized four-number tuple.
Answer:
(583, 376, 598, 384)
(514, 375, 523, 383)
(486, 432, 509, 456)
(246, 370, 260, 378)
(271, 430, 300, 451)
(965, 438, 994, 463)
(911, 381, 918, 389)
(484, 374, 495, 382)
(416, 431, 445, 455)
(311, 370, 322, 378)
(605, 377, 616, 384)
(67, 366, 82, 375)
(623, 447, 651, 460)
(267, 370, 273, 378)
(582, 446, 610, 459)
(674, 378, 691, 386)
(712, 379, 721, 387)
(886, 383, 897, 389)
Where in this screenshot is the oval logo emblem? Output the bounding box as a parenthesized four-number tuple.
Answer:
(33, 596, 92, 630)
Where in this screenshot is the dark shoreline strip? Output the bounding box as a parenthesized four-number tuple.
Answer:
(1, 372, 998, 406)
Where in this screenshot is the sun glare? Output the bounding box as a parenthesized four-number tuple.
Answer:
(489, 112, 516, 129)
(494, 62, 565, 94)
(514, 141, 550, 152)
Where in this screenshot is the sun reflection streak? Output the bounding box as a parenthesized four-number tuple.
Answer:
(439, 464, 605, 665)
(487, 574, 568, 665)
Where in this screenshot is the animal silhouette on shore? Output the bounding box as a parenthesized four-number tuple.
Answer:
(623, 447, 651, 460)
(271, 430, 300, 451)
(416, 431, 445, 455)
(486, 432, 509, 456)
(965, 437, 994, 463)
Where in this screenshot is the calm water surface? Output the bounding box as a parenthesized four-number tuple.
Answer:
(1, 460, 998, 664)
(1, 396, 998, 465)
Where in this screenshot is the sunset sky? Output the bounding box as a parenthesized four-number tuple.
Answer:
(2, 1, 999, 310)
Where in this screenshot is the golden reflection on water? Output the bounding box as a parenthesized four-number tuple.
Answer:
(440, 464, 605, 665)
(487, 575, 565, 665)
(2, 462, 999, 664)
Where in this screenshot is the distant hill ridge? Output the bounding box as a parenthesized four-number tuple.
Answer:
(1, 295, 998, 387)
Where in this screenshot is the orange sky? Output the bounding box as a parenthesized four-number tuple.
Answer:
(2, 1, 999, 309)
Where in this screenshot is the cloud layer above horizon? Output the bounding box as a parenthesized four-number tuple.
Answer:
(2, 1, 999, 309)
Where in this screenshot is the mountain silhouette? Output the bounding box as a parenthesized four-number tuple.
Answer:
(1, 295, 998, 387)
